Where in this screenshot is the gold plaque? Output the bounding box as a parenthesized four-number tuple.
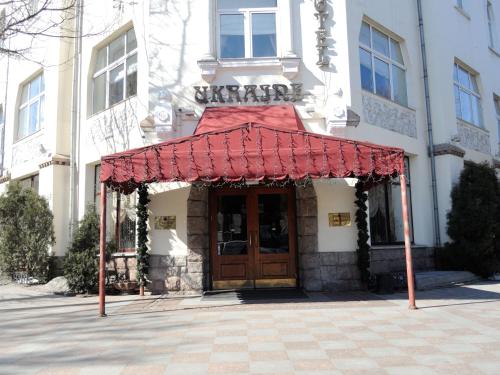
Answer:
(155, 215, 176, 230)
(328, 212, 351, 227)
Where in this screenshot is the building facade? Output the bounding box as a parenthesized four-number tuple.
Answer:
(0, 0, 499, 293)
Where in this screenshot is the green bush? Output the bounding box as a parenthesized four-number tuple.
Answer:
(0, 183, 55, 282)
(445, 162, 500, 277)
(64, 208, 100, 293)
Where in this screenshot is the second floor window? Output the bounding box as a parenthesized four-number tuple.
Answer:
(18, 74, 44, 140)
(454, 63, 483, 127)
(359, 21, 408, 106)
(92, 28, 137, 115)
(217, 0, 278, 59)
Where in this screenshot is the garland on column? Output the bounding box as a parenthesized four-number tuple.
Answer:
(355, 180, 370, 285)
(136, 183, 150, 288)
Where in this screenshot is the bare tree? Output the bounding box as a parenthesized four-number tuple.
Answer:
(0, 0, 81, 58)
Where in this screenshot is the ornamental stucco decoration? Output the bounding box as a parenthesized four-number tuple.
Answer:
(362, 94, 417, 138)
(457, 121, 491, 154)
(12, 132, 45, 166)
(314, 0, 330, 67)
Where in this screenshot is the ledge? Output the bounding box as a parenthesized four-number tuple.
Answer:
(433, 143, 465, 158)
(454, 5, 471, 20)
(39, 154, 70, 169)
(197, 56, 301, 82)
(489, 46, 500, 58)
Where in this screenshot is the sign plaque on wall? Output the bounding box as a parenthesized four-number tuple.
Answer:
(155, 216, 176, 230)
(328, 212, 351, 227)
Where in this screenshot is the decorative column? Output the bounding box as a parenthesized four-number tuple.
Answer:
(281, 0, 300, 79)
(197, 0, 219, 82)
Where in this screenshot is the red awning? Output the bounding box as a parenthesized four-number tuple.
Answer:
(101, 105, 404, 193)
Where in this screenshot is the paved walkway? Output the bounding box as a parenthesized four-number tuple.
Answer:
(1, 281, 500, 375)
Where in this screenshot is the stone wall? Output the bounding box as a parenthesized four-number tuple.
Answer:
(370, 246, 435, 274)
(296, 185, 362, 292)
(148, 186, 209, 294)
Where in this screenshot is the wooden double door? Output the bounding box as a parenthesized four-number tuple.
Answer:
(210, 186, 297, 289)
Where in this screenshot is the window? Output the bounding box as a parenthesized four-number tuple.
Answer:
(17, 74, 44, 140)
(369, 157, 413, 245)
(495, 96, 500, 145)
(94, 165, 136, 252)
(453, 63, 483, 127)
(92, 28, 137, 115)
(217, 0, 278, 59)
(359, 21, 408, 106)
(488, 1, 496, 48)
(19, 174, 39, 192)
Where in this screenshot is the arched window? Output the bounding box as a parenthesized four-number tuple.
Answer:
(18, 73, 44, 140)
(359, 21, 407, 106)
(91, 28, 137, 115)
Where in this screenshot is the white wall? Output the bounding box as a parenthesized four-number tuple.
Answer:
(148, 183, 190, 256)
(315, 179, 358, 253)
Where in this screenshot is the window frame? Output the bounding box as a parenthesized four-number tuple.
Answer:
(453, 62, 483, 127)
(216, 0, 279, 59)
(487, 1, 496, 48)
(359, 21, 408, 106)
(369, 156, 414, 246)
(91, 28, 137, 116)
(494, 96, 500, 146)
(17, 73, 45, 141)
(94, 164, 137, 253)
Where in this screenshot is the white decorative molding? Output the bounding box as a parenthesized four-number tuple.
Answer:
(457, 120, 491, 154)
(281, 57, 301, 79)
(326, 108, 360, 134)
(196, 58, 301, 82)
(362, 93, 417, 138)
(197, 59, 219, 83)
(12, 132, 45, 166)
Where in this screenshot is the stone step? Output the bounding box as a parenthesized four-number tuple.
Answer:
(415, 271, 480, 291)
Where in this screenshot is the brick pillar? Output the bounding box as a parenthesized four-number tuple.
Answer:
(295, 185, 321, 291)
(185, 186, 209, 291)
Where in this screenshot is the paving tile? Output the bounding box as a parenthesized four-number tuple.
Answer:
(293, 359, 335, 371)
(333, 358, 380, 370)
(249, 360, 294, 373)
(120, 364, 166, 375)
(208, 361, 249, 374)
(249, 351, 288, 361)
(386, 365, 437, 375)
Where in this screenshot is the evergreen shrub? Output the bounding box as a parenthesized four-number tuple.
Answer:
(0, 183, 55, 282)
(443, 162, 500, 277)
(64, 207, 100, 293)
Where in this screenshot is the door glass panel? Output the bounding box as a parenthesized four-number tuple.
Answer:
(217, 195, 248, 255)
(258, 194, 289, 254)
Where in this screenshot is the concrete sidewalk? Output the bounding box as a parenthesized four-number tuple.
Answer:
(1, 282, 499, 374)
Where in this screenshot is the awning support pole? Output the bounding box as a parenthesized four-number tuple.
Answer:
(99, 182, 107, 317)
(400, 174, 417, 310)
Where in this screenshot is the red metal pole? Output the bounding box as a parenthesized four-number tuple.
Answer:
(99, 182, 107, 317)
(400, 174, 417, 310)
